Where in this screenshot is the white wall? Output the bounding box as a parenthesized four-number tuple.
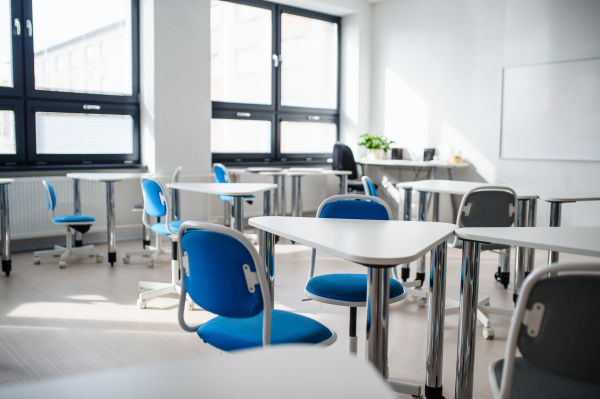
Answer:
(370, 0, 600, 226)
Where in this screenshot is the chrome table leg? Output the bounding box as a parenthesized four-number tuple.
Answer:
(425, 242, 447, 399)
(548, 202, 561, 264)
(513, 199, 528, 302)
(1, 184, 10, 276)
(366, 267, 390, 375)
(73, 178, 83, 247)
(525, 198, 537, 273)
(401, 188, 412, 281)
(341, 174, 348, 195)
(233, 196, 244, 233)
(455, 240, 481, 399)
(416, 191, 427, 283)
(106, 182, 116, 266)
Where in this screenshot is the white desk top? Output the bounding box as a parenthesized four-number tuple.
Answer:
(285, 169, 352, 176)
(229, 167, 284, 174)
(66, 173, 148, 182)
(167, 182, 277, 196)
(0, 178, 14, 184)
(396, 179, 538, 199)
(229, 168, 351, 176)
(534, 189, 600, 203)
(358, 159, 469, 169)
(0, 346, 396, 399)
(455, 227, 600, 258)
(249, 217, 456, 267)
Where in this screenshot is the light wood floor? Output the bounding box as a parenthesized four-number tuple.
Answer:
(0, 235, 592, 397)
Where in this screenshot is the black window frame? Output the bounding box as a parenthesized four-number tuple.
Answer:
(0, 0, 141, 169)
(211, 0, 341, 166)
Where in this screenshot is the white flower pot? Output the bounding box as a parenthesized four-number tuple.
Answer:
(368, 149, 385, 160)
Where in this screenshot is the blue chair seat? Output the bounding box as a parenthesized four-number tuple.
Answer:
(218, 194, 255, 202)
(197, 309, 334, 352)
(306, 273, 405, 304)
(151, 220, 186, 236)
(53, 215, 95, 224)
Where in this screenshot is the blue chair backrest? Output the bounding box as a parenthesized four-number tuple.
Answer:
(319, 197, 390, 221)
(213, 163, 229, 184)
(181, 229, 263, 318)
(43, 181, 56, 211)
(142, 178, 167, 218)
(364, 177, 377, 197)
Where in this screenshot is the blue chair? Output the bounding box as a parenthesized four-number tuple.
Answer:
(361, 176, 378, 197)
(305, 194, 406, 354)
(177, 221, 337, 351)
(213, 163, 254, 227)
(34, 181, 102, 268)
(124, 167, 183, 267)
(137, 176, 193, 309)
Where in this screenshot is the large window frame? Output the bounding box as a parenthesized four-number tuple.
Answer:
(211, 0, 341, 166)
(0, 0, 140, 170)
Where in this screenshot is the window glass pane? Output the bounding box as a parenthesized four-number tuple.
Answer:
(210, 1, 272, 105)
(280, 14, 338, 109)
(36, 112, 133, 154)
(0, 0, 13, 88)
(32, 0, 132, 96)
(0, 109, 15, 154)
(211, 118, 271, 153)
(280, 121, 336, 153)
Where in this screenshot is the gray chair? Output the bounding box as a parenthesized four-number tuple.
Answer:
(489, 261, 600, 399)
(445, 186, 517, 339)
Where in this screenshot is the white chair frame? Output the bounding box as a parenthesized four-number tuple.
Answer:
(34, 181, 102, 269)
(488, 261, 600, 399)
(177, 221, 337, 349)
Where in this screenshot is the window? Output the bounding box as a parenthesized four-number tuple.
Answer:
(211, 0, 340, 165)
(0, 0, 139, 168)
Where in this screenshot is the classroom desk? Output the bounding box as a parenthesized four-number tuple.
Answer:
(285, 169, 351, 217)
(229, 168, 351, 217)
(166, 183, 277, 233)
(397, 180, 538, 298)
(0, 346, 397, 399)
(453, 226, 600, 399)
(534, 189, 600, 264)
(358, 159, 469, 181)
(249, 216, 456, 398)
(0, 179, 14, 276)
(229, 168, 286, 216)
(66, 173, 147, 266)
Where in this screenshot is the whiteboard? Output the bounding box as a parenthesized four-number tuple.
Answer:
(500, 58, 600, 161)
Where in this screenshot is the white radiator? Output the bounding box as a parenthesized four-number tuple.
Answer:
(9, 177, 107, 239)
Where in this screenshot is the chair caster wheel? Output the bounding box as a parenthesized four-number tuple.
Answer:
(137, 299, 147, 309)
(147, 259, 154, 268)
(34, 257, 40, 265)
(54, 254, 60, 257)
(123, 256, 130, 264)
(59, 261, 66, 269)
(417, 297, 427, 308)
(483, 327, 495, 339)
(96, 256, 103, 263)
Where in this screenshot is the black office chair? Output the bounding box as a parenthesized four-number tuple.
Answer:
(332, 142, 378, 193)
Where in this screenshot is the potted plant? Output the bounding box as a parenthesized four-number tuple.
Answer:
(358, 133, 394, 160)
